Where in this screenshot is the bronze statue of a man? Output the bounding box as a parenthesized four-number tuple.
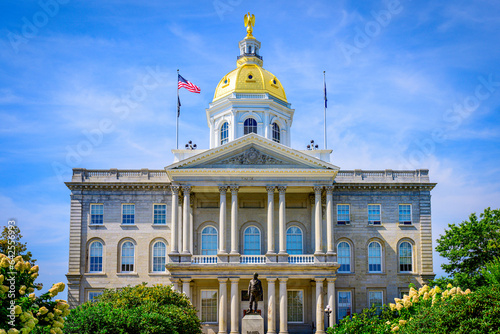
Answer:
(247, 272, 263, 313)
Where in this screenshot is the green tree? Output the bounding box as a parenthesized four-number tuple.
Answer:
(0, 222, 36, 264)
(63, 283, 202, 334)
(435, 207, 500, 289)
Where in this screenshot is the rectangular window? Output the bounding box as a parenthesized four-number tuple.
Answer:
(153, 204, 166, 225)
(337, 204, 350, 224)
(90, 204, 103, 225)
(88, 291, 103, 302)
(287, 290, 304, 323)
(122, 204, 135, 225)
(201, 290, 218, 323)
(338, 291, 352, 322)
(399, 204, 412, 225)
(368, 204, 381, 225)
(368, 291, 383, 314)
(399, 289, 409, 299)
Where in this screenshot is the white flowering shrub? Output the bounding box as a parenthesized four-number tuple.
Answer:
(0, 253, 69, 334)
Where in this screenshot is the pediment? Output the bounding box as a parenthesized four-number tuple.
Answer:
(166, 134, 339, 171)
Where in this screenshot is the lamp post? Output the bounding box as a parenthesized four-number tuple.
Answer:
(324, 304, 332, 329)
(307, 139, 319, 150)
(185, 140, 197, 150)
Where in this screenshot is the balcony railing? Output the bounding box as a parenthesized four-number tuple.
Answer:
(240, 255, 267, 264)
(288, 254, 315, 264)
(191, 255, 218, 264)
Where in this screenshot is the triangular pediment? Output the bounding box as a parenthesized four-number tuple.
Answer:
(166, 134, 339, 171)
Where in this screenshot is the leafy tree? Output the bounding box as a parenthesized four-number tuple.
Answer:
(482, 257, 500, 286)
(435, 207, 500, 289)
(0, 223, 36, 264)
(63, 283, 202, 334)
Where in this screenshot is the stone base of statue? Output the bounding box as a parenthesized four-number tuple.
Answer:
(241, 313, 264, 334)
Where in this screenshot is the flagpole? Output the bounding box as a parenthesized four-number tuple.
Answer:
(324, 71, 327, 150)
(176, 69, 179, 150)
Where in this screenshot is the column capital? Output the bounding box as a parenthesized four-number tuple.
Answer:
(181, 278, 191, 283)
(325, 185, 334, 193)
(266, 185, 276, 193)
(315, 277, 326, 283)
(326, 277, 337, 282)
(278, 277, 288, 282)
(171, 185, 180, 195)
(218, 277, 229, 283)
(229, 185, 239, 193)
(219, 186, 228, 194)
(266, 277, 277, 282)
(229, 277, 240, 283)
(314, 185, 323, 194)
(277, 185, 287, 193)
(182, 185, 192, 193)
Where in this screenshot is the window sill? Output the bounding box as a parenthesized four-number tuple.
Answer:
(117, 272, 138, 276)
(367, 272, 386, 275)
(368, 223, 383, 226)
(120, 224, 138, 228)
(151, 224, 168, 228)
(85, 272, 107, 276)
(148, 272, 168, 276)
(337, 272, 355, 275)
(89, 224, 105, 228)
(337, 222, 351, 226)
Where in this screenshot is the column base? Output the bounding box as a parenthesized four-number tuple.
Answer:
(168, 253, 180, 263)
(277, 253, 289, 263)
(217, 253, 229, 263)
(325, 252, 336, 263)
(315, 330, 326, 334)
(179, 254, 192, 263)
(228, 253, 240, 263)
(314, 254, 326, 263)
(266, 253, 278, 263)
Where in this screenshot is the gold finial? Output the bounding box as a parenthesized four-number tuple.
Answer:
(244, 12, 255, 39)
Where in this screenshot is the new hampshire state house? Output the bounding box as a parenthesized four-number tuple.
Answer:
(65, 14, 436, 334)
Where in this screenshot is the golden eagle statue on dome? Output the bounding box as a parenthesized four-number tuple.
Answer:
(244, 12, 256, 39)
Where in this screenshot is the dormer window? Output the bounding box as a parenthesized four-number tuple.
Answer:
(272, 122, 280, 143)
(220, 122, 229, 145)
(244, 118, 257, 135)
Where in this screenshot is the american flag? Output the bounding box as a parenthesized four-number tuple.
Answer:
(178, 74, 200, 93)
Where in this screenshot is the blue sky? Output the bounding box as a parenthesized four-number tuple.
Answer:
(1, 0, 499, 299)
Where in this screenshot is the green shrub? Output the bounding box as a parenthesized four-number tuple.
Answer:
(63, 284, 202, 334)
(0, 253, 69, 334)
(328, 284, 500, 334)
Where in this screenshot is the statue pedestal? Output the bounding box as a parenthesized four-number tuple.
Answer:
(241, 314, 264, 334)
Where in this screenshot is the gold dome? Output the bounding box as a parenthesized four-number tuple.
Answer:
(213, 63, 287, 103)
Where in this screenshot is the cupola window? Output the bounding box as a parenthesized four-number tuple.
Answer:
(248, 74, 253, 79)
(220, 122, 229, 145)
(272, 122, 280, 143)
(244, 118, 257, 135)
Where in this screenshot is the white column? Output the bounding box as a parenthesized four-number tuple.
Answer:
(310, 194, 315, 252)
(189, 193, 194, 254)
(182, 278, 191, 300)
(172, 279, 179, 292)
(279, 278, 288, 334)
(315, 278, 325, 334)
(314, 186, 323, 254)
(219, 186, 228, 254)
(266, 186, 276, 254)
(267, 278, 277, 334)
(278, 186, 287, 254)
(230, 185, 239, 254)
(327, 278, 336, 328)
(170, 186, 179, 254)
(230, 278, 239, 334)
(219, 278, 228, 334)
(326, 186, 334, 254)
(177, 195, 183, 253)
(182, 186, 191, 254)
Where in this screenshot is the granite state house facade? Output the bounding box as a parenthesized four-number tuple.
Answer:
(65, 17, 436, 334)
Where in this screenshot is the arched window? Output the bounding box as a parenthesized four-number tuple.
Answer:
(201, 226, 218, 255)
(286, 226, 303, 254)
(121, 241, 135, 273)
(368, 242, 382, 273)
(399, 242, 413, 272)
(337, 242, 351, 273)
(244, 118, 257, 135)
(152, 241, 166, 272)
(272, 123, 280, 143)
(243, 226, 261, 255)
(89, 241, 103, 273)
(220, 122, 229, 145)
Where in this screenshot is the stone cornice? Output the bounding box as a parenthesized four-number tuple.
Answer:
(65, 182, 171, 191)
(332, 183, 436, 191)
